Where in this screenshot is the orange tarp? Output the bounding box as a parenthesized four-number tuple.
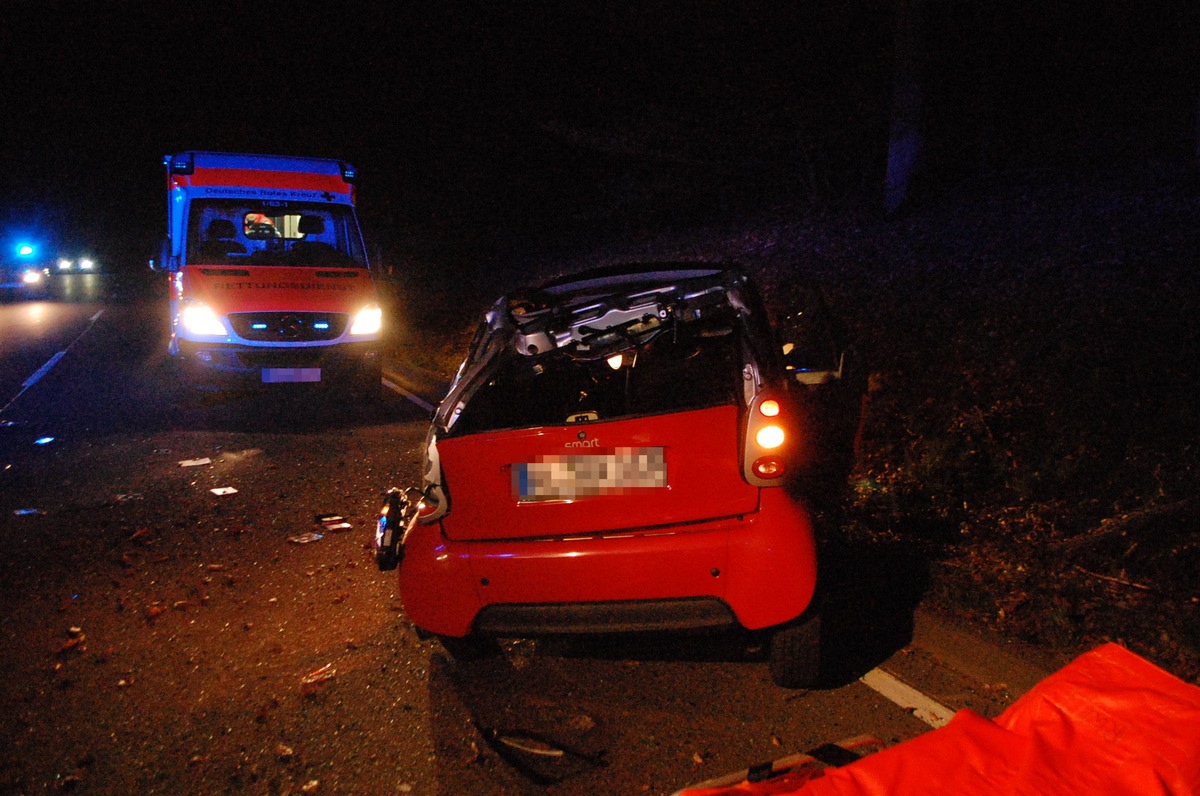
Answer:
(681, 643, 1200, 796)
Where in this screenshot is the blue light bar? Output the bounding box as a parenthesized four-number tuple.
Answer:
(251, 322, 268, 330)
(313, 322, 330, 330)
(164, 152, 195, 175)
(16, 243, 36, 258)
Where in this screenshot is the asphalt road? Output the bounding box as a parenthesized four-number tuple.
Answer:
(0, 274, 1057, 794)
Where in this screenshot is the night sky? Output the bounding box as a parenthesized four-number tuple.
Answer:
(3, 1, 1196, 267)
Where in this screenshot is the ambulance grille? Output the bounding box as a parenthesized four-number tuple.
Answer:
(229, 312, 348, 342)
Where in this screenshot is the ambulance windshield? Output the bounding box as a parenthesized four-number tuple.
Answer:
(186, 200, 368, 267)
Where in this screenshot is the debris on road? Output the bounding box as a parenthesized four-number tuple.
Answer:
(300, 663, 336, 685)
(56, 627, 87, 656)
(288, 532, 324, 545)
(315, 513, 351, 531)
(127, 527, 153, 544)
(476, 724, 607, 785)
(13, 507, 43, 516)
(179, 457, 211, 467)
(210, 487, 238, 496)
(500, 734, 565, 758)
(300, 663, 337, 688)
(672, 734, 885, 795)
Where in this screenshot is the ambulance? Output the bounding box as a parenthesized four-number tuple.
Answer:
(160, 151, 383, 391)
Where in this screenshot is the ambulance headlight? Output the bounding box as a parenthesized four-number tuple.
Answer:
(58, 259, 73, 270)
(349, 304, 382, 336)
(22, 269, 43, 285)
(180, 302, 227, 337)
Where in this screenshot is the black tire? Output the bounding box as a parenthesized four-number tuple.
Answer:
(437, 634, 501, 662)
(768, 612, 822, 688)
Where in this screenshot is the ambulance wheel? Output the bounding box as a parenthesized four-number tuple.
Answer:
(437, 633, 501, 662)
(768, 612, 822, 689)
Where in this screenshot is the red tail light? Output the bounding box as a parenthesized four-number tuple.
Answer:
(744, 394, 789, 485)
(752, 456, 785, 479)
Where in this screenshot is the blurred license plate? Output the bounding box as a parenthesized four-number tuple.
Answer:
(262, 367, 321, 383)
(514, 447, 666, 502)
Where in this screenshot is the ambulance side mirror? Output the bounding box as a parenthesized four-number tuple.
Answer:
(149, 238, 170, 272)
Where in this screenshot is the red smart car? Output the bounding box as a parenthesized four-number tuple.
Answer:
(377, 264, 862, 687)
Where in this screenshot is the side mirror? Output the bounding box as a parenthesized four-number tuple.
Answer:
(778, 284, 850, 387)
(374, 487, 426, 571)
(149, 238, 170, 271)
(375, 488, 406, 571)
(782, 341, 843, 385)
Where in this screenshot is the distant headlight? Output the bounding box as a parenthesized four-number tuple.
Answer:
(79, 258, 95, 270)
(180, 302, 227, 336)
(22, 270, 43, 285)
(349, 304, 382, 336)
(57, 258, 73, 270)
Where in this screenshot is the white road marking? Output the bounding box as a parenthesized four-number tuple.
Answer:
(1, 309, 105, 415)
(860, 668, 956, 728)
(21, 351, 66, 388)
(383, 377, 436, 412)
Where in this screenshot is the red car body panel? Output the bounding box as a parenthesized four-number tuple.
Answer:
(436, 405, 760, 542)
(399, 480, 816, 637)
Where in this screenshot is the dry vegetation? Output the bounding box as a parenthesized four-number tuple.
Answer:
(817, 164, 1200, 682)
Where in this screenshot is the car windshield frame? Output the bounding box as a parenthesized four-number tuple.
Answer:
(437, 266, 782, 437)
(447, 310, 748, 436)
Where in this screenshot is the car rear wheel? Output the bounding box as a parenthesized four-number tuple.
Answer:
(768, 612, 822, 688)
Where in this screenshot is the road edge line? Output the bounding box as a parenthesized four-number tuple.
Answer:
(859, 668, 956, 728)
(382, 377, 436, 412)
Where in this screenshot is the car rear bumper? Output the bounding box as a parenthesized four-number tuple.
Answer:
(177, 339, 380, 382)
(397, 487, 818, 638)
(473, 597, 739, 635)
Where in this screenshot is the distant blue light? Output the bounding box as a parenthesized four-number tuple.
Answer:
(16, 243, 36, 258)
(34, 436, 54, 445)
(313, 322, 330, 330)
